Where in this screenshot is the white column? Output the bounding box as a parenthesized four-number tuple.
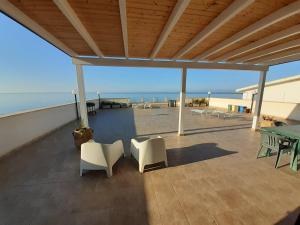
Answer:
(76, 64, 89, 127)
(252, 70, 267, 130)
(178, 67, 187, 136)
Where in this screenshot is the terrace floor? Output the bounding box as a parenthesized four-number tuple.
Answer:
(0, 107, 300, 225)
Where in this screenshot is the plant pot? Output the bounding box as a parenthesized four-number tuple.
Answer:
(260, 120, 274, 128)
(72, 127, 93, 150)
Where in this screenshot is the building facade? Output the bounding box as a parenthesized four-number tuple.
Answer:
(236, 74, 300, 103)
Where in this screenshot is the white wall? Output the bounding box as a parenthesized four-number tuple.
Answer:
(260, 101, 300, 121)
(0, 103, 77, 157)
(209, 97, 300, 121)
(242, 80, 300, 103)
(209, 98, 251, 109)
(0, 98, 129, 157)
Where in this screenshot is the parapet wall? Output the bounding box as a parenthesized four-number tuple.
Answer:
(0, 98, 129, 157)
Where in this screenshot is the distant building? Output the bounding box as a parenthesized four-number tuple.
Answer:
(236, 74, 300, 103)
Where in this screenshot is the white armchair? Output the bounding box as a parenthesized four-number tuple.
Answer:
(102, 140, 125, 177)
(130, 136, 168, 173)
(80, 140, 124, 177)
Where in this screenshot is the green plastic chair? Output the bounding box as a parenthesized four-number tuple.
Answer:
(257, 131, 294, 168)
(275, 139, 297, 169)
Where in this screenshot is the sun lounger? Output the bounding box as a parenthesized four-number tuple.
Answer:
(192, 109, 245, 119)
(191, 109, 206, 115)
(210, 110, 225, 118)
(223, 112, 245, 119)
(132, 103, 144, 109)
(191, 109, 214, 116)
(144, 103, 152, 109)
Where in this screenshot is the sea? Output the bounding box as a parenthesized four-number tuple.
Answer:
(0, 92, 242, 115)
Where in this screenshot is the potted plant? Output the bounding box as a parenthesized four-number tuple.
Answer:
(260, 115, 275, 127)
(72, 126, 93, 150)
(192, 98, 199, 107)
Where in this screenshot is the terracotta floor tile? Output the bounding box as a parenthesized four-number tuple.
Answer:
(214, 211, 245, 225)
(1, 108, 300, 225)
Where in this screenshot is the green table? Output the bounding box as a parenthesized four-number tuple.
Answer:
(261, 125, 300, 171)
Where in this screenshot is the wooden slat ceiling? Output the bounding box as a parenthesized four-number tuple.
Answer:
(68, 0, 124, 57)
(182, 0, 296, 59)
(9, 0, 95, 56)
(210, 11, 300, 61)
(229, 32, 300, 62)
(127, 0, 177, 58)
(3, 0, 300, 65)
(156, 0, 234, 59)
(250, 46, 300, 64)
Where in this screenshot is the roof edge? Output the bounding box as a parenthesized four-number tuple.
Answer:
(236, 74, 300, 92)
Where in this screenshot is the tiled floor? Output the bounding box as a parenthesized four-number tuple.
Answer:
(0, 107, 300, 225)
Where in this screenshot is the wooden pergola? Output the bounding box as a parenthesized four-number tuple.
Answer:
(1, 0, 300, 134)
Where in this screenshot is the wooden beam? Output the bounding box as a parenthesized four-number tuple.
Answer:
(214, 24, 300, 61)
(150, 0, 190, 58)
(249, 48, 300, 64)
(194, 0, 300, 60)
(119, 0, 128, 57)
(173, 0, 254, 59)
(0, 0, 77, 56)
(53, 0, 103, 57)
(72, 57, 268, 71)
(233, 38, 300, 63)
(264, 52, 300, 66)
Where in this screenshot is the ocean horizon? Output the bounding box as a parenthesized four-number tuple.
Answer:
(0, 91, 242, 115)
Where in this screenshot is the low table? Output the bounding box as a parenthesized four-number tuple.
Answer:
(261, 125, 300, 171)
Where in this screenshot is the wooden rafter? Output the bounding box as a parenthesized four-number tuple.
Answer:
(214, 24, 300, 61)
(233, 38, 300, 63)
(173, 0, 254, 59)
(250, 48, 300, 64)
(72, 57, 268, 71)
(265, 52, 300, 65)
(150, 0, 190, 58)
(53, 0, 103, 57)
(0, 0, 77, 56)
(194, 0, 300, 60)
(119, 0, 128, 57)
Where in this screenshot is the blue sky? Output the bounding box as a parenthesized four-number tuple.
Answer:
(1, 13, 300, 93)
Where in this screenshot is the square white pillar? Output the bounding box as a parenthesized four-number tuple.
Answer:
(252, 70, 267, 130)
(76, 64, 89, 127)
(178, 67, 187, 136)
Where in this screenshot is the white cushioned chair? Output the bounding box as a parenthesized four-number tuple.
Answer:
(102, 140, 125, 177)
(80, 140, 124, 177)
(130, 136, 168, 173)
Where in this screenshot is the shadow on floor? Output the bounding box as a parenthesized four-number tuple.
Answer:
(274, 206, 300, 225)
(167, 143, 237, 167)
(184, 125, 251, 136)
(89, 108, 137, 156)
(0, 108, 152, 225)
(137, 123, 252, 137)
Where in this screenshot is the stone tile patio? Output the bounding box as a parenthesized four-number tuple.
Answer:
(0, 107, 299, 225)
